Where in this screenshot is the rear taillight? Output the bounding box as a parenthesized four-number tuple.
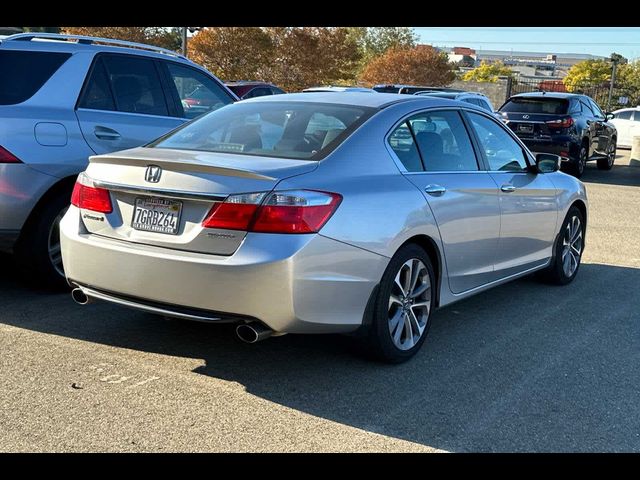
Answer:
(202, 192, 265, 230)
(202, 190, 342, 234)
(0, 146, 21, 163)
(545, 117, 574, 128)
(71, 173, 113, 213)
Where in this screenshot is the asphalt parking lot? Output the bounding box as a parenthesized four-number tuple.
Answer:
(1, 151, 639, 452)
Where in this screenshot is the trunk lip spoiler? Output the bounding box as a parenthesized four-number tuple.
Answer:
(92, 178, 228, 203)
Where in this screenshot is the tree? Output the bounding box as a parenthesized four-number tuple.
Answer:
(60, 27, 181, 51)
(462, 61, 513, 82)
(563, 59, 612, 91)
(189, 27, 274, 82)
(348, 27, 417, 73)
(188, 27, 361, 91)
(359, 45, 455, 87)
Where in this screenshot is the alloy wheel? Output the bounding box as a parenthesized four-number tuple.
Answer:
(387, 259, 431, 351)
(578, 147, 587, 175)
(608, 142, 616, 167)
(561, 215, 583, 278)
(48, 207, 68, 278)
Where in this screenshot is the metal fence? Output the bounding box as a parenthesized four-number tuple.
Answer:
(506, 77, 638, 111)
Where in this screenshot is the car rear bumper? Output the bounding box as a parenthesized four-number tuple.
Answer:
(60, 206, 388, 334)
(518, 137, 576, 162)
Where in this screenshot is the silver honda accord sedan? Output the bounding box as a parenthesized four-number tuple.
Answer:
(60, 92, 587, 362)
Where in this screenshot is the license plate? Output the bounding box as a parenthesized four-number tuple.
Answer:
(517, 124, 534, 133)
(131, 197, 182, 235)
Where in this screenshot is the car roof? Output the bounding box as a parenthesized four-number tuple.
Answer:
(239, 91, 470, 109)
(512, 92, 582, 99)
(0, 32, 197, 66)
(302, 86, 375, 93)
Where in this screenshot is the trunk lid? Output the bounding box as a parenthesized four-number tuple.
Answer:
(81, 147, 317, 255)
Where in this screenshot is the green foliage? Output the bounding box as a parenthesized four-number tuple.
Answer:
(462, 61, 513, 82)
(348, 27, 418, 74)
(563, 59, 612, 91)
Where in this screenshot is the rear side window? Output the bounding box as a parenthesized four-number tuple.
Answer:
(0, 50, 71, 105)
(77, 59, 116, 111)
(388, 122, 423, 172)
(102, 55, 168, 116)
(501, 98, 568, 114)
(409, 110, 478, 172)
(616, 110, 633, 120)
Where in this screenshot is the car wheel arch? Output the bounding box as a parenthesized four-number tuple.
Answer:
(356, 234, 442, 336)
(398, 235, 443, 309)
(18, 175, 77, 242)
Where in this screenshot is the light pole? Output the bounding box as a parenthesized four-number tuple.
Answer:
(608, 53, 625, 111)
(180, 27, 202, 57)
(181, 27, 188, 56)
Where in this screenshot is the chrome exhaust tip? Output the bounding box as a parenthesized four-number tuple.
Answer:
(71, 288, 90, 305)
(236, 322, 273, 344)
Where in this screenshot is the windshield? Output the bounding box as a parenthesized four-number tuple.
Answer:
(501, 98, 569, 114)
(150, 101, 374, 160)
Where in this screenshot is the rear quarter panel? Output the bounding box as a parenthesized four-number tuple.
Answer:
(274, 101, 448, 277)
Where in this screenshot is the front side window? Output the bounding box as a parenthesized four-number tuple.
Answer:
(150, 101, 373, 160)
(408, 110, 478, 172)
(468, 112, 528, 172)
(581, 100, 594, 116)
(0, 50, 71, 105)
(588, 98, 605, 118)
(101, 55, 168, 116)
(616, 110, 633, 120)
(166, 63, 233, 119)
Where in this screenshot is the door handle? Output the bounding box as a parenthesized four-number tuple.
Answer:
(501, 184, 516, 193)
(94, 126, 121, 140)
(424, 184, 446, 196)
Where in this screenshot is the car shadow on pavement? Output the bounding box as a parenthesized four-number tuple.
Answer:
(1, 255, 639, 452)
(580, 158, 640, 187)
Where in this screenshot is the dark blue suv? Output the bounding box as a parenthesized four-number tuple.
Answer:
(499, 92, 617, 177)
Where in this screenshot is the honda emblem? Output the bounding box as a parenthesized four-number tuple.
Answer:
(145, 165, 162, 183)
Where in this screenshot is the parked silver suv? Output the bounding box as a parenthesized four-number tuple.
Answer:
(0, 33, 236, 288)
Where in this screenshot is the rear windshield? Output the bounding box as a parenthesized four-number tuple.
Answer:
(501, 98, 569, 114)
(373, 86, 400, 93)
(0, 50, 71, 105)
(150, 101, 375, 160)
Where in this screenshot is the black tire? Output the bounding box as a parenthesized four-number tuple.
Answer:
(14, 192, 71, 291)
(362, 244, 436, 363)
(597, 138, 616, 170)
(567, 143, 588, 178)
(540, 206, 585, 285)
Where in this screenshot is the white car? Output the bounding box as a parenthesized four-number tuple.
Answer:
(610, 107, 640, 148)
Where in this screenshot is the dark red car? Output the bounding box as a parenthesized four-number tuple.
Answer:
(224, 81, 285, 100)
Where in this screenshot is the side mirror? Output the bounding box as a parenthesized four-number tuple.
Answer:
(606, 112, 615, 120)
(535, 153, 561, 173)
